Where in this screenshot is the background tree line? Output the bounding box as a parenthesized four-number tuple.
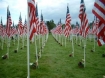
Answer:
(46, 20, 94, 33)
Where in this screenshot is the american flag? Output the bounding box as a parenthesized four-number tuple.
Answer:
(18, 13, 23, 36)
(79, 0, 89, 38)
(92, 16, 98, 35)
(40, 12, 44, 35)
(43, 23, 48, 35)
(71, 26, 79, 35)
(24, 18, 27, 34)
(28, 0, 36, 40)
(10, 22, 17, 37)
(54, 19, 62, 35)
(35, 4, 40, 35)
(6, 6, 12, 37)
(0, 18, 3, 36)
(63, 5, 71, 37)
(92, 0, 105, 46)
(0, 19, 6, 37)
(58, 19, 62, 35)
(40, 14, 48, 35)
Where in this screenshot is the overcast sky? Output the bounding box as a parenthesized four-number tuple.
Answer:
(0, 0, 95, 25)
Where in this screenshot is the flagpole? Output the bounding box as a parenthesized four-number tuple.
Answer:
(27, 0, 30, 77)
(0, 36, 1, 49)
(83, 37, 86, 67)
(39, 34, 41, 57)
(23, 34, 25, 48)
(62, 34, 63, 45)
(1, 37, 4, 50)
(35, 35, 38, 67)
(65, 36, 66, 47)
(76, 34, 77, 44)
(17, 34, 19, 52)
(59, 34, 60, 44)
(14, 35, 15, 45)
(94, 35, 95, 52)
(41, 35, 43, 52)
(72, 33, 74, 57)
(7, 38, 9, 59)
(79, 35, 81, 46)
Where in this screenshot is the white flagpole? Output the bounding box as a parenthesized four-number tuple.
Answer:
(23, 34, 25, 48)
(39, 34, 41, 57)
(39, 34, 40, 49)
(83, 37, 86, 67)
(8, 37, 11, 47)
(44, 35, 45, 46)
(72, 33, 74, 57)
(27, 0, 30, 77)
(14, 35, 15, 45)
(46, 33, 48, 42)
(35, 35, 38, 66)
(56, 34, 57, 41)
(79, 35, 81, 46)
(17, 34, 19, 51)
(76, 34, 77, 44)
(94, 35, 95, 52)
(0, 36, 1, 48)
(65, 37, 66, 47)
(7, 37, 10, 59)
(41, 35, 43, 52)
(62, 34, 63, 45)
(1, 37, 4, 50)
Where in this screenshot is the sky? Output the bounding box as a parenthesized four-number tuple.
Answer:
(0, 0, 95, 25)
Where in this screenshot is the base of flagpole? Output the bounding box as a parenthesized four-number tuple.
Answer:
(30, 61, 38, 69)
(78, 44, 80, 46)
(102, 54, 105, 57)
(90, 49, 94, 52)
(2, 53, 8, 59)
(69, 54, 72, 57)
(103, 75, 105, 78)
(14, 49, 18, 53)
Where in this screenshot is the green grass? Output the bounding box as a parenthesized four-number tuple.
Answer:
(0, 34, 105, 78)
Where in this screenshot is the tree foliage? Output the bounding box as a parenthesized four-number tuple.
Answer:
(46, 20, 56, 32)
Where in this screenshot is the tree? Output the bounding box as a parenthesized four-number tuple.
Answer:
(89, 21, 94, 29)
(46, 19, 56, 32)
(71, 24, 75, 29)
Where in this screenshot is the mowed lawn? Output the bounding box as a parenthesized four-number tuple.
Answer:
(0, 34, 105, 78)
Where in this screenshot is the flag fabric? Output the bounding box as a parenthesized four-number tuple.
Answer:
(6, 7, 12, 37)
(10, 22, 18, 37)
(50, 20, 61, 35)
(71, 22, 79, 35)
(0, 18, 3, 37)
(10, 21, 15, 37)
(79, 0, 89, 38)
(92, 17, 98, 35)
(35, 4, 40, 35)
(92, 0, 105, 46)
(18, 13, 23, 36)
(71, 26, 79, 35)
(43, 23, 48, 35)
(28, 0, 36, 40)
(58, 19, 62, 35)
(63, 5, 71, 37)
(0, 18, 6, 37)
(40, 13, 44, 35)
(24, 18, 27, 34)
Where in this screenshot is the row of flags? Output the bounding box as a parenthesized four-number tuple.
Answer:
(51, 0, 105, 46)
(0, 1, 104, 46)
(0, 0, 105, 77)
(92, 0, 105, 46)
(0, 1, 49, 40)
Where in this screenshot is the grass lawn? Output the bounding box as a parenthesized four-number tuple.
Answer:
(0, 34, 105, 78)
